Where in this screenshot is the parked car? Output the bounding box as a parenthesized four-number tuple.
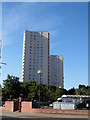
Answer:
(49, 103, 53, 107)
(32, 100, 44, 108)
(56, 98, 62, 102)
(75, 99, 90, 110)
(49, 98, 62, 107)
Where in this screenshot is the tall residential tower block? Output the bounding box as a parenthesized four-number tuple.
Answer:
(49, 55, 63, 88)
(22, 30, 49, 84)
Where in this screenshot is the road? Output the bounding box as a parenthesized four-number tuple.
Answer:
(1, 116, 90, 120)
(0, 107, 89, 120)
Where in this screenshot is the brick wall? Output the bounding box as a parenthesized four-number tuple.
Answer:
(21, 101, 89, 116)
(4, 101, 89, 116)
(21, 101, 32, 113)
(60, 110, 89, 115)
(5, 101, 14, 112)
(31, 109, 89, 115)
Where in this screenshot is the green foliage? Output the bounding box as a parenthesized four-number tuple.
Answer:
(20, 82, 28, 100)
(2, 74, 90, 102)
(87, 87, 90, 95)
(54, 87, 63, 101)
(27, 81, 38, 101)
(2, 74, 20, 100)
(67, 87, 75, 95)
(75, 85, 90, 95)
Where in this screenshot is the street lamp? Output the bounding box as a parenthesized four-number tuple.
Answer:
(37, 70, 43, 108)
(0, 62, 7, 65)
(0, 62, 7, 76)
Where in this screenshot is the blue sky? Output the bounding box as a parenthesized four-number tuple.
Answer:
(1, 2, 88, 89)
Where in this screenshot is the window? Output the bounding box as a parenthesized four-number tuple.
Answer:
(33, 68, 35, 70)
(40, 65, 43, 67)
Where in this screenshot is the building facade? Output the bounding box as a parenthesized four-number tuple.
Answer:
(49, 55, 63, 88)
(22, 30, 49, 84)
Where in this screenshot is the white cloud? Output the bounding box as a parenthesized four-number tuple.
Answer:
(2, 31, 13, 46)
(2, 3, 66, 47)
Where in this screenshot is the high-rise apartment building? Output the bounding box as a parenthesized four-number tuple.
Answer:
(22, 30, 49, 84)
(49, 55, 63, 88)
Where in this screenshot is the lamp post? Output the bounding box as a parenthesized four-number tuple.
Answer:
(0, 62, 7, 75)
(38, 70, 42, 108)
(0, 62, 7, 65)
(0, 62, 7, 76)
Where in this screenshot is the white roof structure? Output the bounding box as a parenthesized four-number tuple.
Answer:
(62, 95, 90, 98)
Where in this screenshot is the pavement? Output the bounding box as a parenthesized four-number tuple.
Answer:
(0, 107, 90, 120)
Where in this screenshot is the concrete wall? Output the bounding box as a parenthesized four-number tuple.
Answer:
(53, 102, 61, 110)
(61, 102, 75, 110)
(53, 102, 75, 110)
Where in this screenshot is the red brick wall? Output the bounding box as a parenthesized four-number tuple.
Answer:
(60, 110, 89, 115)
(21, 102, 32, 113)
(21, 101, 89, 115)
(5, 101, 89, 116)
(31, 109, 89, 115)
(5, 101, 14, 112)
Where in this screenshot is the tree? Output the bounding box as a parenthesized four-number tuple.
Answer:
(75, 85, 88, 95)
(27, 81, 38, 101)
(67, 87, 75, 95)
(40, 85, 52, 102)
(20, 82, 28, 100)
(87, 86, 90, 95)
(54, 87, 63, 101)
(2, 74, 20, 100)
